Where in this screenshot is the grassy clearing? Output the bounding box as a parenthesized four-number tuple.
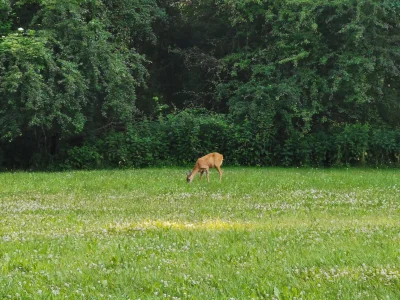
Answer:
(0, 168, 399, 299)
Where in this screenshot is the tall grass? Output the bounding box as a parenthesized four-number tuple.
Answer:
(0, 168, 399, 299)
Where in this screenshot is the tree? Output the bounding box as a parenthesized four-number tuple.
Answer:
(0, 0, 163, 167)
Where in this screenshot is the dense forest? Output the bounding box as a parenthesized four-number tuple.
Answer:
(0, 0, 399, 169)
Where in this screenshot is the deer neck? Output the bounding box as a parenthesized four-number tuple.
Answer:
(189, 168, 200, 181)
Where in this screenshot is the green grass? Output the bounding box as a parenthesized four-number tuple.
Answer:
(0, 168, 399, 299)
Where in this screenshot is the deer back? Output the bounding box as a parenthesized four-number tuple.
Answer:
(197, 152, 223, 169)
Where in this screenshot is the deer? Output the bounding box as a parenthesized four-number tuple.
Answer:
(186, 152, 224, 183)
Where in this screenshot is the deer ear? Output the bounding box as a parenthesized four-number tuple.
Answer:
(187, 170, 191, 176)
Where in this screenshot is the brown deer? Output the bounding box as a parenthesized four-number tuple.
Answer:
(186, 152, 223, 183)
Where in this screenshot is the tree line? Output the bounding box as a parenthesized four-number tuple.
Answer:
(0, 0, 399, 169)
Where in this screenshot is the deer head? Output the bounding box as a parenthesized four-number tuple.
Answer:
(186, 170, 193, 183)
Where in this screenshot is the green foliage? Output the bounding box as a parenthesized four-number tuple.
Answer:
(369, 127, 400, 166)
(103, 124, 167, 168)
(64, 144, 103, 169)
(164, 109, 231, 164)
(0, 0, 399, 169)
(0, 29, 87, 140)
(336, 124, 370, 166)
(0, 0, 163, 163)
(163, 0, 400, 140)
(61, 109, 232, 169)
(0, 0, 12, 36)
(216, 0, 400, 128)
(58, 110, 400, 169)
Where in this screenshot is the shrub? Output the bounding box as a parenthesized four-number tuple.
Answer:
(336, 124, 370, 166)
(64, 144, 103, 169)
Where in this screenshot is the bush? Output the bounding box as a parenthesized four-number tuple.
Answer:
(3, 109, 399, 169)
(369, 128, 400, 166)
(64, 144, 104, 169)
(336, 124, 370, 166)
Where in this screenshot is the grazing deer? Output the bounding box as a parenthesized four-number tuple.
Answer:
(186, 152, 223, 183)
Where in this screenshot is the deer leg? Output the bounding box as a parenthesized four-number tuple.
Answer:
(206, 169, 210, 183)
(199, 170, 204, 181)
(216, 166, 223, 182)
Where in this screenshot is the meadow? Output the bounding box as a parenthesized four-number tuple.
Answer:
(0, 168, 399, 299)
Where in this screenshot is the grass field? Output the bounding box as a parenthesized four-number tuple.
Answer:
(0, 168, 399, 299)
